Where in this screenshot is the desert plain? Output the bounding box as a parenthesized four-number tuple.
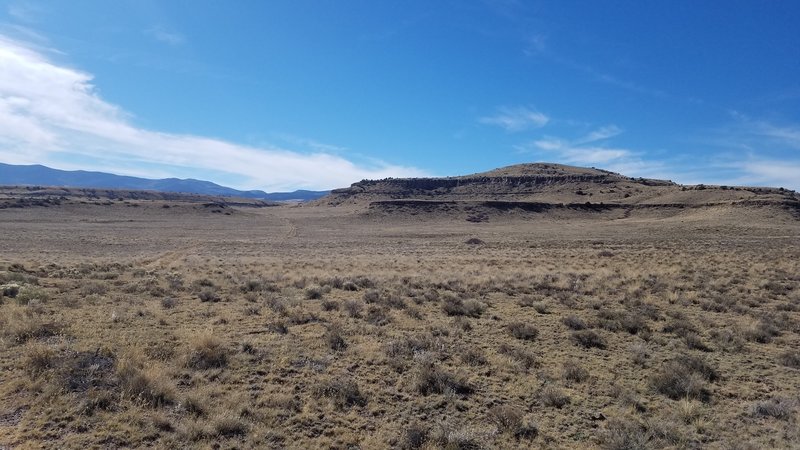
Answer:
(0, 164, 799, 449)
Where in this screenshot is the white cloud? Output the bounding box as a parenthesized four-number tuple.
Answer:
(574, 124, 622, 144)
(530, 137, 565, 151)
(272, 133, 348, 153)
(479, 106, 549, 131)
(741, 160, 800, 184)
(527, 125, 631, 165)
(518, 125, 668, 179)
(560, 147, 631, 165)
(0, 35, 427, 190)
(528, 137, 633, 166)
(707, 157, 800, 190)
(719, 111, 800, 150)
(695, 113, 800, 189)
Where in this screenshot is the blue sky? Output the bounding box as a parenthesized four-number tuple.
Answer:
(1, 1, 798, 191)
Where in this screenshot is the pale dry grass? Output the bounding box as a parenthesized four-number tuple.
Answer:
(0, 197, 798, 448)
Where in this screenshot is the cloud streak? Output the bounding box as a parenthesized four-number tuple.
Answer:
(0, 35, 427, 190)
(479, 106, 549, 131)
(694, 113, 800, 189)
(145, 27, 186, 46)
(516, 125, 668, 179)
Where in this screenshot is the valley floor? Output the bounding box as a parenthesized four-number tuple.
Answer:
(0, 200, 798, 448)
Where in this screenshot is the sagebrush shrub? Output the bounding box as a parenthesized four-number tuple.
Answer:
(563, 359, 589, 383)
(442, 295, 485, 317)
(325, 325, 348, 351)
(415, 364, 472, 396)
(563, 315, 587, 330)
(488, 405, 523, 433)
(572, 330, 607, 349)
(650, 354, 719, 402)
(315, 377, 366, 409)
(751, 397, 795, 420)
(508, 322, 539, 341)
(540, 385, 570, 408)
(778, 350, 800, 368)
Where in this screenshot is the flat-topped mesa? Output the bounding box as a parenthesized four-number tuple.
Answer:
(318, 162, 800, 210)
(329, 162, 675, 200)
(333, 173, 615, 195)
(465, 162, 619, 178)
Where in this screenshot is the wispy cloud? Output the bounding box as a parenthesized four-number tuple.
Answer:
(479, 106, 549, 131)
(554, 56, 671, 100)
(525, 136, 632, 165)
(523, 33, 547, 56)
(574, 124, 622, 144)
(693, 112, 800, 189)
(272, 133, 348, 154)
(144, 26, 186, 46)
(0, 35, 427, 190)
(702, 112, 800, 153)
(735, 159, 800, 188)
(693, 155, 800, 190)
(7, 1, 48, 23)
(516, 125, 668, 178)
(751, 121, 800, 149)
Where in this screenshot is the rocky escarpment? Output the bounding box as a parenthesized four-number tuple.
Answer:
(316, 163, 799, 221)
(322, 163, 676, 205)
(332, 173, 658, 195)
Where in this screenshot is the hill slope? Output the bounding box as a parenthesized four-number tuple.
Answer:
(0, 163, 328, 201)
(317, 162, 800, 219)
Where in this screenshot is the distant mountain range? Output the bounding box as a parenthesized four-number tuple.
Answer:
(0, 163, 328, 201)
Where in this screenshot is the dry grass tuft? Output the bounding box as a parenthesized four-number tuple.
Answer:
(600, 417, 652, 450)
(487, 404, 538, 439)
(498, 343, 537, 370)
(22, 342, 56, 376)
(185, 333, 228, 369)
(3, 306, 64, 344)
(211, 413, 249, 437)
(117, 355, 175, 407)
(324, 324, 348, 351)
(315, 377, 367, 409)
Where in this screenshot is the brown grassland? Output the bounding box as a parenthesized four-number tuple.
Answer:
(0, 182, 799, 449)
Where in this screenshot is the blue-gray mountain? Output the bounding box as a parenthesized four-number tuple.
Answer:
(0, 163, 328, 201)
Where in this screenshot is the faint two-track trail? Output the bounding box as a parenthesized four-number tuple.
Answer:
(142, 245, 202, 270)
(282, 217, 299, 238)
